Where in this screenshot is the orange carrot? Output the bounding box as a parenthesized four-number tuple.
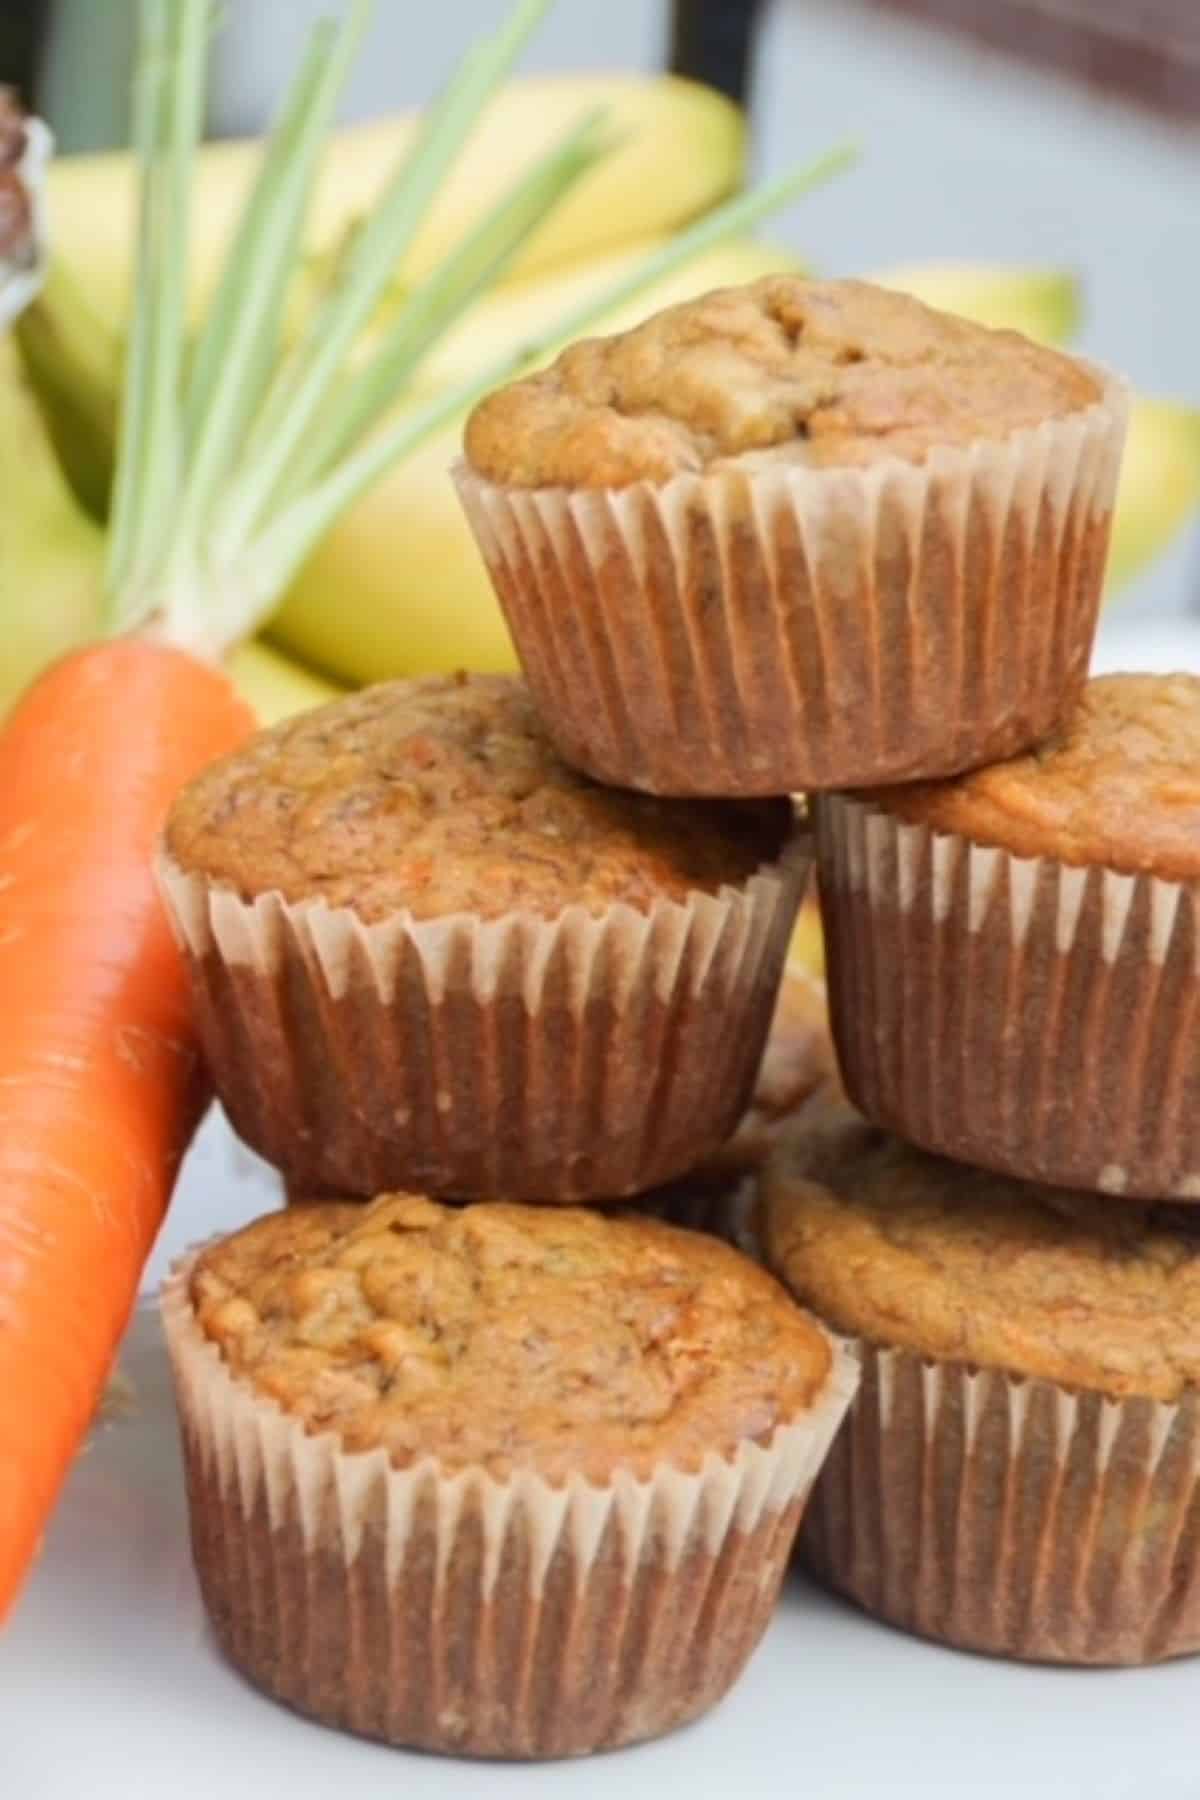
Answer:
(0, 639, 252, 1621)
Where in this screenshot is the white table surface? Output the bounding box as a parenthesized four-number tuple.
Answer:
(3, 610, 1199, 1800)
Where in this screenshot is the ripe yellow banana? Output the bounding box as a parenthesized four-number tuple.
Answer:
(44, 75, 744, 337)
(872, 262, 1082, 345)
(0, 337, 339, 723)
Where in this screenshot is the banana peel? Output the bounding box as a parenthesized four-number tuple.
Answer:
(873, 262, 1082, 345)
(43, 75, 744, 337)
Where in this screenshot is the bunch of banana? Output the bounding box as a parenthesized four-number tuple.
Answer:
(11, 73, 1200, 703)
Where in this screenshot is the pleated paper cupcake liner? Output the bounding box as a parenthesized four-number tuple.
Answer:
(800, 1338, 1200, 1665)
(814, 794, 1200, 1199)
(155, 832, 810, 1202)
(453, 374, 1126, 797)
(162, 1261, 859, 1758)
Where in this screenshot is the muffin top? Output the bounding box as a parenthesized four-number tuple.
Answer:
(464, 276, 1102, 489)
(165, 673, 791, 922)
(860, 673, 1200, 881)
(762, 1104, 1200, 1402)
(189, 1193, 833, 1480)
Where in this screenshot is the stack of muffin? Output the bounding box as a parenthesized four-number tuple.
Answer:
(459, 275, 1200, 1668)
(153, 274, 1200, 1760)
(157, 654, 864, 1757)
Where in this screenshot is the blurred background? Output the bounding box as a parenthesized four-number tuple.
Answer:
(6, 0, 1199, 627)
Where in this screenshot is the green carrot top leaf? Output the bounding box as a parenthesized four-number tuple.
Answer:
(102, 0, 856, 660)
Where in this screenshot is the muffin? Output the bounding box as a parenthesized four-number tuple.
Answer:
(762, 1103, 1200, 1665)
(162, 1194, 858, 1757)
(455, 276, 1126, 796)
(157, 672, 808, 1201)
(814, 671, 1200, 1198)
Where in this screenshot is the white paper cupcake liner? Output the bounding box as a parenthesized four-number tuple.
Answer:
(800, 1337, 1200, 1665)
(813, 793, 1200, 1198)
(453, 373, 1127, 796)
(155, 829, 809, 1202)
(162, 1258, 858, 1757)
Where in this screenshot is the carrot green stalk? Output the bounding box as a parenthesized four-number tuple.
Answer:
(0, 0, 852, 1625)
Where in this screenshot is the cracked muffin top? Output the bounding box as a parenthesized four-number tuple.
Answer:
(189, 1193, 834, 1479)
(164, 672, 793, 922)
(762, 1104, 1200, 1402)
(855, 673, 1200, 881)
(463, 276, 1102, 489)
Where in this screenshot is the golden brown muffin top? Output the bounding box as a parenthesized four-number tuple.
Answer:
(165, 673, 791, 922)
(190, 1194, 832, 1479)
(464, 276, 1101, 489)
(762, 1104, 1200, 1402)
(861, 673, 1200, 881)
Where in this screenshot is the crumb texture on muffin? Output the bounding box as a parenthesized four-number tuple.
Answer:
(464, 276, 1102, 488)
(862, 672, 1200, 880)
(763, 1104, 1200, 1401)
(165, 673, 790, 921)
(191, 1195, 831, 1478)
